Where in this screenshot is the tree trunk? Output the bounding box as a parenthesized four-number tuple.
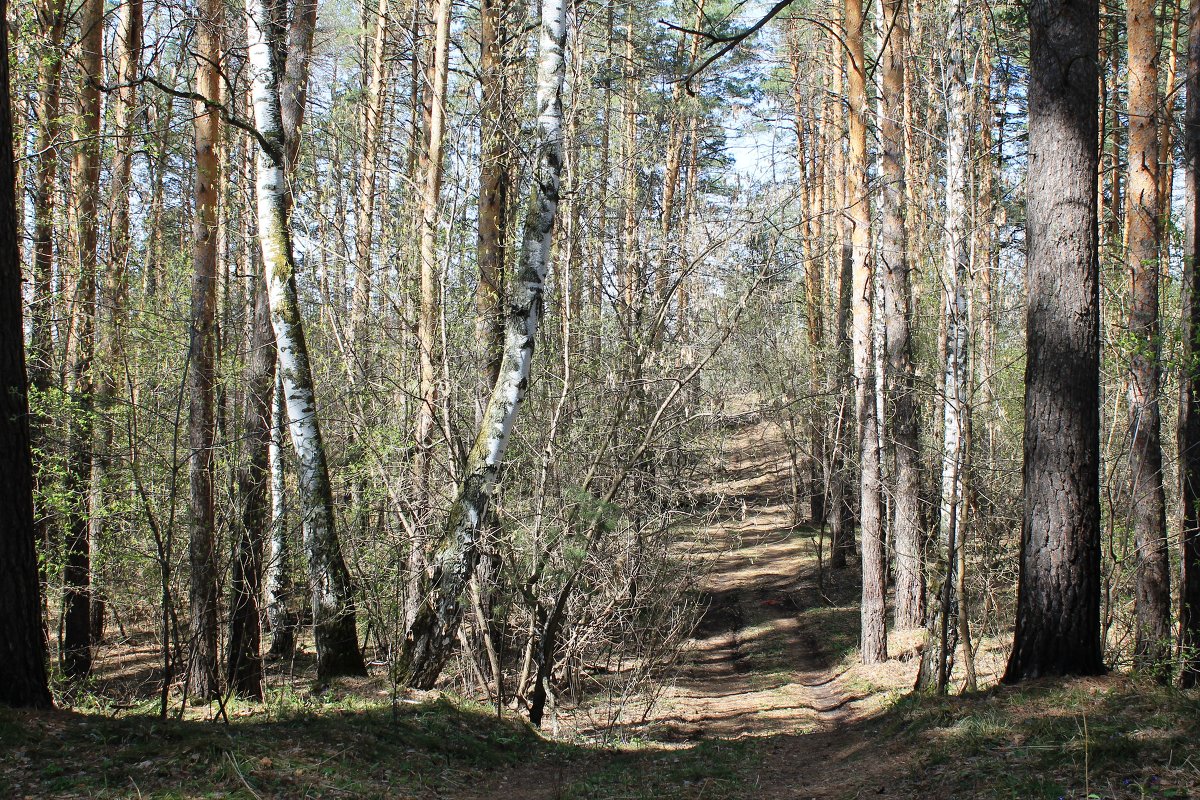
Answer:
(187, 0, 223, 702)
(229, 0, 317, 699)
(918, 1, 971, 691)
(0, 0, 53, 706)
(398, 0, 568, 690)
(1125, 0, 1171, 672)
(62, 0, 103, 682)
(415, 0, 452, 490)
(265, 368, 297, 658)
(228, 281, 272, 699)
(847, 0, 887, 664)
(246, 0, 367, 682)
(879, 0, 923, 630)
(1179, 0, 1200, 688)
(1004, 0, 1104, 683)
(477, 0, 509, 393)
(352, 0, 389, 350)
(28, 0, 67, 395)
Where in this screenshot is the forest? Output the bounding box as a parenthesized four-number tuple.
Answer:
(3, 0, 1200, 796)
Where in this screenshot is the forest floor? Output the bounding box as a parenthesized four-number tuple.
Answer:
(3, 422, 1200, 798)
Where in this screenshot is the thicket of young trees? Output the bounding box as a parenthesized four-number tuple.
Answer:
(3, 0, 1200, 717)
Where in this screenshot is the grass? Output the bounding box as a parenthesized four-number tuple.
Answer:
(882, 676, 1200, 799)
(0, 690, 771, 800)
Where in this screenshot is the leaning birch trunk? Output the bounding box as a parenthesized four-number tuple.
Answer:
(397, 0, 568, 690)
(246, 0, 366, 681)
(918, 0, 970, 693)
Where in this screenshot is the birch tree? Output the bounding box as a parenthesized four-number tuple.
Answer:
(917, 0, 970, 692)
(246, 0, 367, 681)
(398, 0, 569, 689)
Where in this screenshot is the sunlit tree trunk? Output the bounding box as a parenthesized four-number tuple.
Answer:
(398, 0, 568, 689)
(62, 0, 104, 681)
(246, 0, 367, 681)
(265, 369, 297, 657)
(828, 36, 854, 571)
(878, 0, 923, 630)
(918, 0, 970, 691)
(229, 0, 316, 698)
(28, 0, 67, 395)
(415, 0, 452, 489)
(352, 0, 390, 350)
(847, 0, 887, 664)
(187, 0, 223, 701)
(477, 0, 509, 392)
(1125, 0, 1171, 671)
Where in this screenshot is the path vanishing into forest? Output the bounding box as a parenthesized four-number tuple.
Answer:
(634, 421, 915, 797)
(476, 421, 921, 800)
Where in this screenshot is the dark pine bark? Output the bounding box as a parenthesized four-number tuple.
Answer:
(1004, 0, 1105, 683)
(228, 284, 274, 699)
(1180, 0, 1200, 689)
(0, 0, 53, 707)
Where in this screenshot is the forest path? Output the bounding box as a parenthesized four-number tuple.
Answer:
(622, 420, 914, 798)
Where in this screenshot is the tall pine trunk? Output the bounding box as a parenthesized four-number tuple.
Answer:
(62, 0, 103, 681)
(847, 0, 887, 664)
(187, 0, 223, 701)
(879, 0, 923, 630)
(0, 0, 53, 706)
(1179, 0, 1200, 688)
(1125, 0, 1171, 671)
(1004, 0, 1104, 683)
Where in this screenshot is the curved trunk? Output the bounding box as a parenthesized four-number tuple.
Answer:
(398, 0, 568, 690)
(246, 0, 366, 681)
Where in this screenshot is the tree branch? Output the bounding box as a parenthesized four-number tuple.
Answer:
(136, 75, 281, 162)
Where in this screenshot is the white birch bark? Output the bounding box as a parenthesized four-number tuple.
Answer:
(265, 367, 296, 656)
(246, 0, 365, 680)
(398, 0, 568, 689)
(918, 0, 970, 692)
